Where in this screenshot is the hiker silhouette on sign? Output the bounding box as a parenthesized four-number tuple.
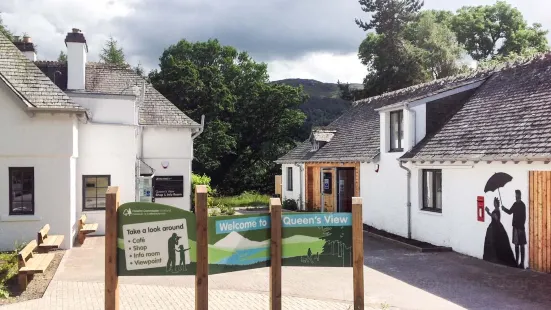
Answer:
(177, 245, 191, 271)
(166, 233, 182, 273)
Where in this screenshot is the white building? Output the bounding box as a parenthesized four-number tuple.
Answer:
(277, 54, 551, 272)
(0, 29, 203, 250)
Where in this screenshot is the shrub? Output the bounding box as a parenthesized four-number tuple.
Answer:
(191, 173, 215, 208)
(282, 199, 298, 211)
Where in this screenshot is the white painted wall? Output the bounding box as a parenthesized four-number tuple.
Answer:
(76, 122, 137, 235)
(71, 95, 136, 125)
(142, 127, 194, 210)
(0, 82, 76, 250)
(66, 41, 86, 90)
(281, 163, 305, 209)
(361, 154, 408, 237)
(408, 162, 549, 268)
(411, 104, 426, 145)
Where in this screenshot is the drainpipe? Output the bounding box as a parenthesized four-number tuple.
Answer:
(399, 161, 412, 239)
(192, 115, 205, 140)
(294, 163, 304, 210)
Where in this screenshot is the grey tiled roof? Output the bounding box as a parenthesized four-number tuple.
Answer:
(402, 54, 551, 161)
(0, 34, 84, 111)
(35, 61, 199, 126)
(277, 70, 493, 163)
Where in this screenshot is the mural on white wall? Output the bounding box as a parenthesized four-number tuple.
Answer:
(483, 172, 527, 269)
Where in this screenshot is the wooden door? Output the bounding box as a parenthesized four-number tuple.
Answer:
(529, 171, 551, 272)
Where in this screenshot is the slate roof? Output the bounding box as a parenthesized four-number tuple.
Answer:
(0, 34, 85, 111)
(402, 54, 551, 161)
(277, 69, 493, 163)
(35, 61, 199, 126)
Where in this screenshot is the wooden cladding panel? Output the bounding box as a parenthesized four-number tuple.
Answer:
(305, 162, 360, 212)
(529, 171, 551, 273)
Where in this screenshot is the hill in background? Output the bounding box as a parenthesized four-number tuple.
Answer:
(272, 79, 362, 139)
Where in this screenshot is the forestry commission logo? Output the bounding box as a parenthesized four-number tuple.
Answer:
(123, 208, 133, 217)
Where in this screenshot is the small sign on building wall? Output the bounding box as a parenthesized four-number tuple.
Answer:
(477, 196, 485, 222)
(153, 176, 184, 198)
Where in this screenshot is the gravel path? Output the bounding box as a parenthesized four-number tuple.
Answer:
(0, 250, 65, 305)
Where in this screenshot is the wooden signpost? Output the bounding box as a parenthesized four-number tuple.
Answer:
(105, 186, 365, 310)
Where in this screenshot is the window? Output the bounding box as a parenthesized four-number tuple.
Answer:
(83, 175, 110, 211)
(390, 110, 404, 152)
(9, 167, 35, 215)
(287, 167, 293, 191)
(422, 169, 442, 212)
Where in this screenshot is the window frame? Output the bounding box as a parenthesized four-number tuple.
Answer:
(82, 175, 111, 211)
(422, 169, 442, 213)
(287, 167, 293, 191)
(9, 167, 35, 215)
(389, 110, 404, 152)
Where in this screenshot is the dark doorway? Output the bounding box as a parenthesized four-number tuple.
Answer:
(337, 168, 355, 213)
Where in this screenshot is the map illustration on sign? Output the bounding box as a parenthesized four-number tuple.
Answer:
(281, 213, 352, 268)
(117, 202, 196, 276)
(208, 214, 271, 274)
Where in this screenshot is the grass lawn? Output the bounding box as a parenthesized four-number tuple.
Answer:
(212, 191, 270, 208)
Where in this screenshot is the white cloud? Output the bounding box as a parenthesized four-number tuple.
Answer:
(0, 0, 138, 61)
(268, 52, 366, 84)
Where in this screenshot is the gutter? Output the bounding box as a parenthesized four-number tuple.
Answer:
(399, 155, 551, 163)
(191, 115, 205, 140)
(399, 161, 412, 239)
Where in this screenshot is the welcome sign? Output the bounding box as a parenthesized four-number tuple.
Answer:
(281, 213, 353, 268)
(207, 214, 271, 275)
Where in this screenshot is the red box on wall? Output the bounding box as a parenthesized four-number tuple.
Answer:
(477, 196, 485, 222)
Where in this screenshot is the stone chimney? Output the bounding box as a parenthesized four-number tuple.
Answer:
(13, 35, 37, 61)
(64, 28, 88, 90)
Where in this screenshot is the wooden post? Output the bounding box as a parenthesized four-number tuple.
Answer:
(105, 186, 120, 310)
(275, 175, 282, 197)
(270, 198, 282, 310)
(195, 185, 208, 310)
(352, 197, 364, 310)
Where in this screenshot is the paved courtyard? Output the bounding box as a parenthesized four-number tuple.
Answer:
(3, 233, 551, 309)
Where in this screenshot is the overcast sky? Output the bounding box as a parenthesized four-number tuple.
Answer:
(1, 0, 550, 83)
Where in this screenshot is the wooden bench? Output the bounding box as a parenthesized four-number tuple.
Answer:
(77, 214, 98, 244)
(18, 240, 55, 291)
(37, 224, 64, 251)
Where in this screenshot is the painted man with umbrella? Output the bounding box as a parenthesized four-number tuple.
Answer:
(501, 189, 527, 269)
(483, 172, 518, 268)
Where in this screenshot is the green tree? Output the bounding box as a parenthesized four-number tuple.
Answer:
(403, 11, 468, 79)
(451, 1, 549, 61)
(0, 13, 12, 40)
(134, 62, 145, 78)
(149, 39, 307, 194)
(99, 36, 126, 66)
(57, 51, 67, 63)
(355, 0, 431, 97)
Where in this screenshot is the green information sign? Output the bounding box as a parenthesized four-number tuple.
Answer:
(208, 214, 271, 275)
(117, 202, 196, 276)
(282, 213, 352, 267)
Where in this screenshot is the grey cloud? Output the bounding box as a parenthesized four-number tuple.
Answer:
(112, 0, 366, 69)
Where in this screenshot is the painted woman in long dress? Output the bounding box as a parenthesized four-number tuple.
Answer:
(483, 197, 517, 267)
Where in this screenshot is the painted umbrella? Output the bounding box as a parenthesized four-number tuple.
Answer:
(484, 172, 513, 204)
